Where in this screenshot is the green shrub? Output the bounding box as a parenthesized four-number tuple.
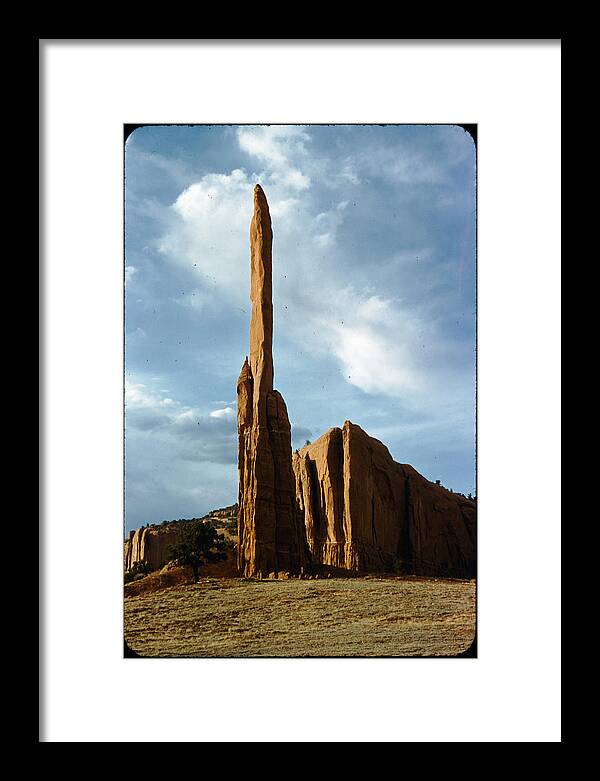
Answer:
(124, 560, 152, 584)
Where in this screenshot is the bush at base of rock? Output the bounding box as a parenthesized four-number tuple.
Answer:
(124, 560, 153, 584)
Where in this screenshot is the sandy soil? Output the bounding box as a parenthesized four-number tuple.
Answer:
(124, 576, 476, 657)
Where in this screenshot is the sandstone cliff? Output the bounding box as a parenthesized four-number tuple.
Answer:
(123, 525, 181, 573)
(292, 421, 476, 579)
(237, 185, 309, 577)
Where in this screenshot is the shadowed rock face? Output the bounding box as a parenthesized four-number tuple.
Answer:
(237, 186, 309, 577)
(293, 422, 476, 579)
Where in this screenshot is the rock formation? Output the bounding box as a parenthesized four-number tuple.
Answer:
(292, 421, 476, 579)
(236, 185, 476, 580)
(123, 524, 181, 573)
(236, 185, 309, 577)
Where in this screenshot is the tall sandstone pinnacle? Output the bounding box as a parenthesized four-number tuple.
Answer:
(237, 185, 309, 577)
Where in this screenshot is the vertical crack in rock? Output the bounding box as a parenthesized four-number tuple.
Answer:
(237, 186, 309, 577)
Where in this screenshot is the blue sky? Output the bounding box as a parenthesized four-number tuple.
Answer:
(124, 125, 476, 533)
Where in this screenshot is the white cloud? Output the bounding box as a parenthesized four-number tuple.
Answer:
(313, 293, 422, 397)
(126, 377, 237, 459)
(125, 380, 165, 409)
(269, 197, 300, 218)
(157, 169, 253, 298)
(125, 382, 239, 526)
(270, 168, 311, 191)
(210, 406, 235, 420)
(156, 165, 313, 305)
(237, 126, 310, 168)
(331, 323, 419, 395)
(125, 266, 138, 286)
(126, 377, 237, 431)
(238, 126, 312, 191)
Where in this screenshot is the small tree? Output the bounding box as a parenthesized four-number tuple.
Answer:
(167, 520, 228, 583)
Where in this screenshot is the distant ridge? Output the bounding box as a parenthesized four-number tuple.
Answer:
(124, 503, 238, 573)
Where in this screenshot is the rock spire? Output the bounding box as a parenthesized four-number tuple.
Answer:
(237, 186, 309, 577)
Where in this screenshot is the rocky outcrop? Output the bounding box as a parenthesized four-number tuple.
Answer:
(124, 506, 239, 574)
(235, 185, 475, 580)
(207, 504, 238, 522)
(293, 421, 476, 579)
(237, 185, 309, 577)
(123, 525, 181, 572)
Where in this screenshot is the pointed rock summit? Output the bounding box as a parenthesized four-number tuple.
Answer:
(237, 186, 309, 577)
(249, 185, 274, 424)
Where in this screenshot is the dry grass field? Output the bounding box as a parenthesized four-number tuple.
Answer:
(124, 576, 476, 657)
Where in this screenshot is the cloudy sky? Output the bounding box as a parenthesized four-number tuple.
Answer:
(124, 124, 476, 533)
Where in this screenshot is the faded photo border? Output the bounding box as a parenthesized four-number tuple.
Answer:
(40, 39, 561, 742)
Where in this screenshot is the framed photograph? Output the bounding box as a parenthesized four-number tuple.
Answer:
(123, 123, 478, 659)
(41, 39, 561, 743)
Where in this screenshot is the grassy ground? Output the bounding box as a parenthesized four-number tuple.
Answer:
(124, 576, 476, 657)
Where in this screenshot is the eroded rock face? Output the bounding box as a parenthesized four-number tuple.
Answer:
(123, 525, 181, 573)
(293, 421, 476, 579)
(237, 186, 309, 577)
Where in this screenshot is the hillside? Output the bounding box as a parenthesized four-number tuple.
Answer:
(124, 504, 238, 574)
